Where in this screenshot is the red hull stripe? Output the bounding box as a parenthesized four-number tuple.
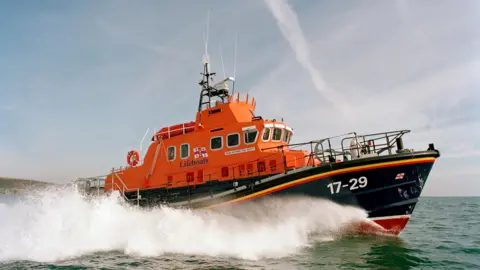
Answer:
(201, 157, 435, 209)
(353, 215, 411, 235)
(369, 215, 411, 235)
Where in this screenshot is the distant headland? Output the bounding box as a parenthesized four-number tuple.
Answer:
(0, 177, 57, 195)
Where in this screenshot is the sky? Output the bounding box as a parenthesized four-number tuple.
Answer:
(0, 0, 479, 196)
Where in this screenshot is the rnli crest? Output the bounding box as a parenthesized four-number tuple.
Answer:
(180, 146, 209, 168)
(193, 147, 208, 159)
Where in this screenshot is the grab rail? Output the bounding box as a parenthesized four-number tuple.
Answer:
(105, 169, 141, 206)
(262, 129, 411, 163)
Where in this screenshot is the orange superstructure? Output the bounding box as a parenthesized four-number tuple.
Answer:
(104, 61, 315, 194)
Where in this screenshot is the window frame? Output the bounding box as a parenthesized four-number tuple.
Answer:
(282, 130, 290, 143)
(272, 127, 283, 142)
(210, 136, 223, 151)
(167, 145, 176, 161)
(285, 126, 293, 144)
(243, 128, 259, 145)
(226, 133, 240, 148)
(262, 127, 271, 142)
(180, 143, 190, 159)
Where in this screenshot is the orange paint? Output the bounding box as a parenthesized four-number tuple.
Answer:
(104, 91, 305, 193)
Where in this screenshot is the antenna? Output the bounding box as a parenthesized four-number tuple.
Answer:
(140, 127, 150, 158)
(197, 10, 231, 112)
(203, 10, 211, 65)
(219, 44, 226, 78)
(232, 32, 238, 95)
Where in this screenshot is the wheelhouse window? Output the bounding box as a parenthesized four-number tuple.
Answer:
(283, 130, 291, 143)
(262, 128, 271, 141)
(180, 143, 189, 159)
(210, 136, 223, 150)
(244, 128, 258, 144)
(167, 146, 176, 161)
(272, 127, 282, 141)
(227, 133, 240, 147)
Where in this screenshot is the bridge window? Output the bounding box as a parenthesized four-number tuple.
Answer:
(211, 136, 223, 150)
(227, 133, 240, 147)
(167, 146, 176, 161)
(272, 127, 282, 141)
(283, 130, 291, 143)
(244, 128, 258, 144)
(262, 128, 271, 141)
(180, 143, 190, 159)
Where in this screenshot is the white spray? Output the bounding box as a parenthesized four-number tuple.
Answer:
(0, 186, 368, 263)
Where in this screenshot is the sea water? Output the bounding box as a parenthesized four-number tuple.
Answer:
(0, 186, 478, 269)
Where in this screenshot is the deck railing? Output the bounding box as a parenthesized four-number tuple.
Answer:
(262, 129, 411, 163)
(73, 176, 105, 196)
(75, 170, 141, 206)
(105, 169, 141, 205)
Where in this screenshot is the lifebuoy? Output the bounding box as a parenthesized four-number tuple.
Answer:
(127, 150, 140, 167)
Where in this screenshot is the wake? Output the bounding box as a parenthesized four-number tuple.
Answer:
(0, 185, 370, 262)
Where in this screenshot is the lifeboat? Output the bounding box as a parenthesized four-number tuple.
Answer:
(75, 50, 441, 237)
(152, 121, 195, 140)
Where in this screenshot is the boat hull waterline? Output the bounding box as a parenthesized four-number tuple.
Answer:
(122, 151, 438, 235)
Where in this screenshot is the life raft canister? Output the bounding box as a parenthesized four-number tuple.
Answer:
(127, 150, 140, 167)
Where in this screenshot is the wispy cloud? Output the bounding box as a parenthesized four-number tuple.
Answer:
(263, 0, 350, 117)
(255, 0, 479, 196)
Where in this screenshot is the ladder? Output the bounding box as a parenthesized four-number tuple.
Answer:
(109, 169, 141, 206)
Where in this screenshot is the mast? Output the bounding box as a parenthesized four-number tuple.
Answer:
(196, 11, 233, 112)
(197, 61, 233, 112)
(197, 61, 214, 112)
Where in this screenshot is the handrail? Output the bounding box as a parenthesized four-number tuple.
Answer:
(74, 176, 106, 196)
(261, 129, 411, 162)
(108, 169, 141, 206)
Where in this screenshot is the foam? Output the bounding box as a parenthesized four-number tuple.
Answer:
(0, 186, 368, 262)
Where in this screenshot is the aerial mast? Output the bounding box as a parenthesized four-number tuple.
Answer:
(197, 10, 232, 112)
